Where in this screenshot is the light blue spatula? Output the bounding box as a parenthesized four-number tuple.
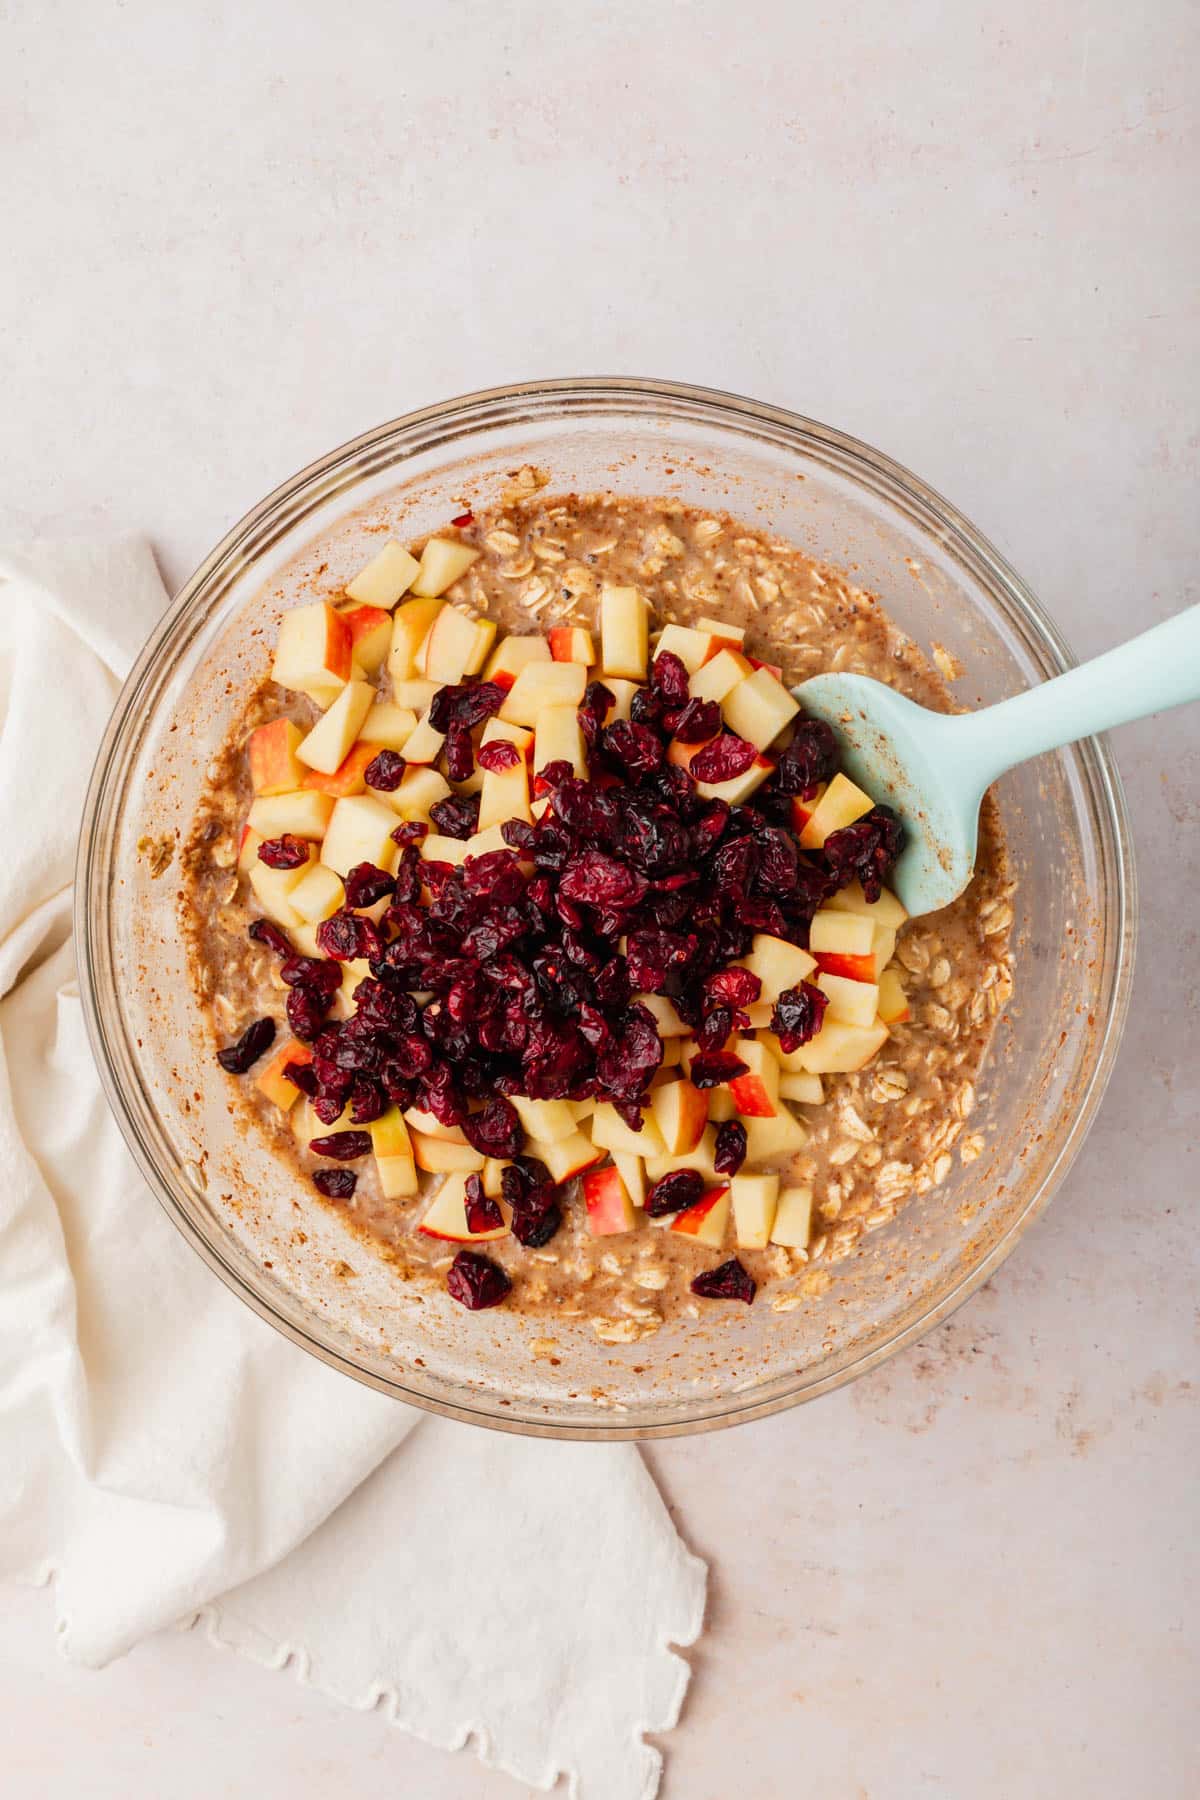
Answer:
(793, 604, 1200, 917)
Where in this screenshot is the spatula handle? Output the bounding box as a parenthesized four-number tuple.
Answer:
(955, 602, 1200, 790)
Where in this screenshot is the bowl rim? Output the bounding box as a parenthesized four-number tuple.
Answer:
(75, 376, 1138, 1438)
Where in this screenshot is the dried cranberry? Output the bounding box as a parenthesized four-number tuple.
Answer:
(308, 1129, 373, 1160)
(390, 820, 429, 847)
(689, 734, 758, 784)
(443, 722, 475, 783)
(509, 1197, 562, 1247)
(822, 806, 905, 903)
(428, 681, 505, 733)
(713, 1119, 748, 1176)
(460, 1094, 523, 1159)
(690, 1258, 756, 1303)
(577, 680, 615, 749)
(430, 794, 481, 839)
(348, 1080, 386, 1124)
(280, 955, 342, 992)
(688, 1049, 749, 1088)
(216, 1016, 276, 1073)
(464, 1174, 504, 1235)
(650, 650, 690, 704)
(257, 834, 311, 870)
(771, 981, 828, 1052)
(343, 862, 396, 908)
(248, 918, 293, 957)
(559, 850, 647, 910)
(630, 684, 665, 727)
(603, 719, 664, 779)
(774, 717, 839, 795)
(670, 698, 721, 743)
(446, 1249, 512, 1309)
(645, 1168, 705, 1218)
(364, 749, 407, 791)
(283, 1059, 318, 1096)
(696, 1004, 733, 1052)
(477, 739, 521, 772)
(313, 1168, 357, 1200)
(317, 910, 381, 961)
(624, 929, 697, 992)
(704, 966, 761, 1008)
(451, 510, 474, 528)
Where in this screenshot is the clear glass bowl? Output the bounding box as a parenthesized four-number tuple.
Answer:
(76, 379, 1136, 1439)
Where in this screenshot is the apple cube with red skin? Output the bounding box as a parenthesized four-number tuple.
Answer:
(731, 1173, 778, 1249)
(248, 789, 334, 840)
(302, 740, 377, 798)
(388, 598, 444, 683)
(320, 794, 400, 877)
(296, 680, 375, 775)
(255, 1039, 312, 1113)
(510, 1096, 577, 1144)
(816, 971, 880, 1028)
(338, 604, 393, 673)
(600, 584, 649, 680)
(611, 1149, 647, 1209)
(649, 1079, 709, 1155)
(779, 1070, 825, 1105)
(412, 1134, 485, 1174)
(654, 622, 712, 674)
(345, 540, 420, 608)
(877, 968, 910, 1024)
(687, 648, 753, 704)
(721, 667, 799, 750)
(483, 636, 552, 690)
(727, 1038, 780, 1118)
(289, 861, 345, 923)
(669, 1185, 731, 1247)
(499, 661, 587, 729)
(799, 772, 876, 850)
(410, 537, 481, 598)
(237, 825, 262, 872)
(418, 1171, 506, 1240)
(789, 785, 825, 835)
(770, 1185, 813, 1248)
(420, 606, 496, 683)
(248, 718, 305, 796)
(583, 1165, 638, 1236)
(548, 625, 595, 664)
(525, 1132, 603, 1184)
(533, 704, 588, 783)
(271, 601, 353, 694)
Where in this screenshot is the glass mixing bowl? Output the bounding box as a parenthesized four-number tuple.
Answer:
(76, 379, 1135, 1438)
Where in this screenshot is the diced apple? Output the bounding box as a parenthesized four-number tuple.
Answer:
(825, 879, 909, 930)
(271, 601, 353, 693)
(788, 1016, 889, 1074)
(814, 951, 877, 984)
(388, 599, 444, 683)
(799, 772, 875, 850)
(694, 752, 775, 806)
(633, 993, 690, 1037)
(370, 1107, 413, 1160)
(345, 540, 420, 608)
(483, 635, 552, 690)
(590, 1103, 666, 1159)
(706, 1087, 736, 1123)
(611, 1149, 647, 1208)
(247, 854, 313, 927)
(525, 1132, 603, 1184)
(289, 861, 345, 923)
(721, 668, 799, 750)
(395, 712, 446, 767)
(481, 1157, 509, 1198)
(877, 968, 910, 1024)
(255, 1039, 312, 1113)
(670, 1185, 730, 1247)
(464, 824, 512, 859)
(499, 661, 587, 729)
(377, 1154, 419, 1198)
(649, 1080, 709, 1156)
(237, 825, 262, 872)
(644, 1125, 720, 1184)
(533, 704, 588, 782)
(569, 1097, 598, 1124)
(727, 1038, 780, 1118)
(660, 1039, 683, 1069)
(480, 717, 534, 760)
(420, 833, 469, 866)
(548, 625, 595, 664)
(248, 790, 335, 840)
(583, 1165, 638, 1236)
(809, 910, 875, 956)
(420, 605, 496, 683)
(510, 1096, 577, 1144)
(289, 923, 324, 958)
(320, 794, 401, 876)
(357, 703, 418, 750)
(248, 718, 305, 795)
(871, 924, 898, 975)
(602, 678, 639, 723)
(418, 1171, 505, 1239)
(731, 1172, 779, 1248)
(302, 739, 377, 797)
(770, 1185, 813, 1248)
(403, 1107, 468, 1143)
(296, 680, 375, 776)
(789, 786, 825, 835)
(696, 615, 746, 647)
(338, 604, 393, 673)
(817, 971, 880, 1029)
(387, 765, 451, 821)
(478, 754, 531, 832)
(744, 1106, 808, 1161)
(779, 1070, 825, 1104)
(411, 537, 481, 598)
(412, 1135, 485, 1174)
(687, 648, 752, 704)
(599, 583, 649, 680)
(654, 622, 711, 674)
(293, 1098, 351, 1150)
(391, 675, 441, 713)
(740, 932, 818, 1003)
(739, 1002, 773, 1029)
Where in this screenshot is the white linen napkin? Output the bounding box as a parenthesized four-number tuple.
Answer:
(0, 540, 706, 1798)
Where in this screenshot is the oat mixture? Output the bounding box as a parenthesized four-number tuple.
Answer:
(181, 489, 1013, 1337)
